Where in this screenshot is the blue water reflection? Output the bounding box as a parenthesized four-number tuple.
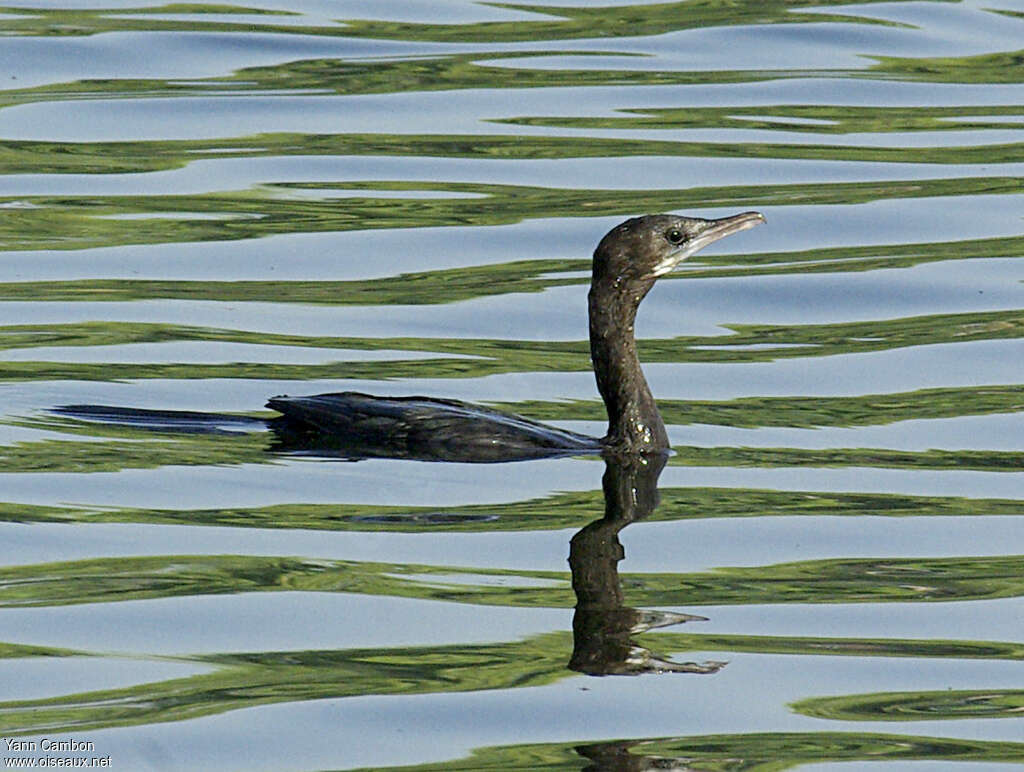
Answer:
(0, 1, 1022, 770)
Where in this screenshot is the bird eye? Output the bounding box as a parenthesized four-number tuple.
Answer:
(665, 229, 684, 245)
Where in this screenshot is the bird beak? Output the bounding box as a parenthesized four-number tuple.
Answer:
(677, 211, 765, 261)
(651, 211, 765, 277)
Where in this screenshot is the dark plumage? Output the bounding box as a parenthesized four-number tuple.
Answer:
(269, 211, 765, 460)
(266, 392, 598, 462)
(57, 213, 764, 461)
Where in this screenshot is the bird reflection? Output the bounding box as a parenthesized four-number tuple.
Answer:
(574, 738, 683, 772)
(568, 451, 726, 677)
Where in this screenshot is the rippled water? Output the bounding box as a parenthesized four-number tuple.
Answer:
(1, 1, 1023, 770)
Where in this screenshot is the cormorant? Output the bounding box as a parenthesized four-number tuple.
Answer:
(267, 211, 765, 460)
(58, 212, 764, 462)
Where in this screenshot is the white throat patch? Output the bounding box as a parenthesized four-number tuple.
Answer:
(650, 241, 703, 277)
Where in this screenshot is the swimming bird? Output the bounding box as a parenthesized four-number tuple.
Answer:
(267, 211, 765, 460)
(58, 212, 764, 462)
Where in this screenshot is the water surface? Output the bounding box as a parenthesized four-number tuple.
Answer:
(0, 1, 1022, 770)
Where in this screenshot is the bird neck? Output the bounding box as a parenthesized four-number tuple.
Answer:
(588, 279, 669, 453)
